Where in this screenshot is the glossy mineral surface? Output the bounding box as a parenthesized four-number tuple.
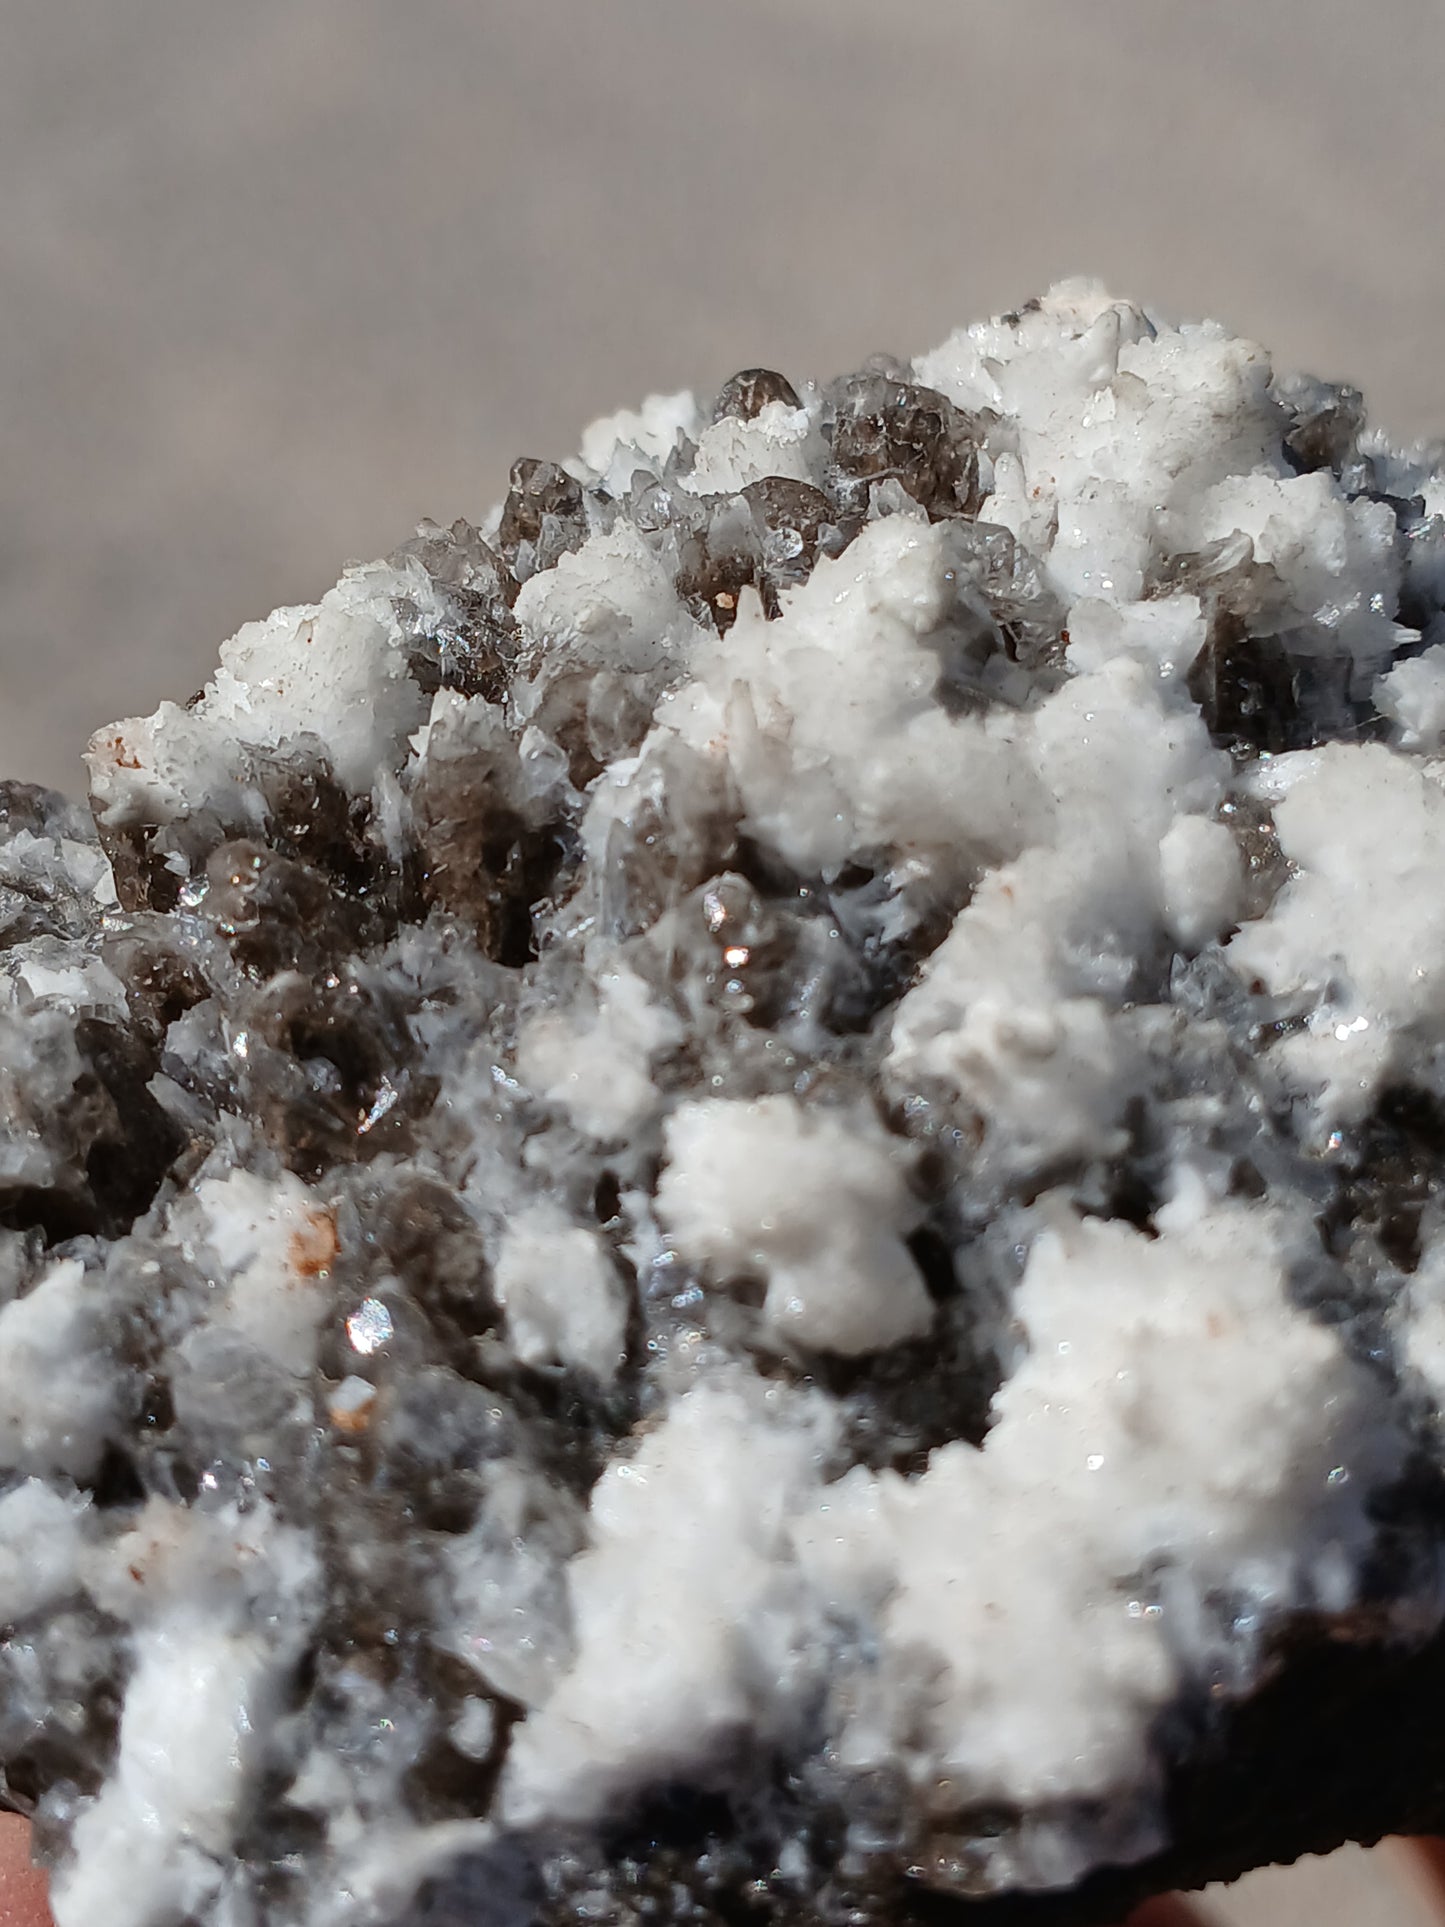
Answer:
(8, 282, 1445, 1925)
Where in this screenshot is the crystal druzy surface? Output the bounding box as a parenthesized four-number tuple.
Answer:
(8, 282, 1445, 1924)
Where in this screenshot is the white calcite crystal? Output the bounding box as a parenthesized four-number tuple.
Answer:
(8, 282, 1445, 1925)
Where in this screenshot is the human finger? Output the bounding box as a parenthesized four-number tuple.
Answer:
(1120, 1896, 1214, 1927)
(0, 1816, 51, 1927)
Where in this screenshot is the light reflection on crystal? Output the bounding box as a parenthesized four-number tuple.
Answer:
(346, 1298, 394, 1355)
(357, 1076, 398, 1135)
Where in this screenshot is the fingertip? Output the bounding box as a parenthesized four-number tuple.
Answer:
(1121, 1896, 1215, 1927)
(0, 1815, 52, 1927)
(1391, 1835, 1445, 1912)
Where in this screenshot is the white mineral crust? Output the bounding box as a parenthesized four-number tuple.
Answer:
(4, 282, 1445, 1925)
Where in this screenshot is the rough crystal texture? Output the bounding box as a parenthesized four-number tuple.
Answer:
(7, 281, 1445, 1925)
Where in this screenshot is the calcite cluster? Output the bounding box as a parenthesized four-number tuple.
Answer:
(7, 282, 1445, 1925)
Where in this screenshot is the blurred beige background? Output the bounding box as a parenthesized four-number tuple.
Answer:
(3, 2, 1444, 1920)
(5, 0, 1445, 798)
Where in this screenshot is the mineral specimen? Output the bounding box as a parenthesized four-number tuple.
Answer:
(7, 281, 1445, 1926)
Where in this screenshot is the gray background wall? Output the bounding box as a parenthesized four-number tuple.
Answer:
(3, 7, 1443, 1918)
